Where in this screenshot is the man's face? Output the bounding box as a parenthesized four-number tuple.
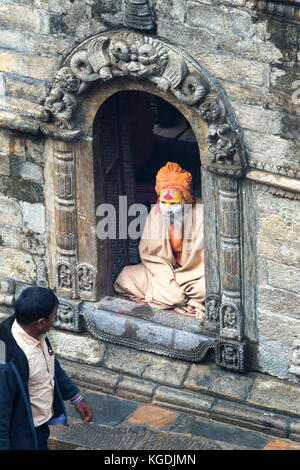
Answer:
(159, 189, 184, 219)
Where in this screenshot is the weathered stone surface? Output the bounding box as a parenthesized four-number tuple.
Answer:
(102, 343, 155, 378)
(0, 175, 44, 204)
(264, 90, 300, 117)
(155, 0, 186, 23)
(0, 225, 45, 256)
(10, 158, 43, 184)
(5, 76, 49, 106)
(153, 386, 214, 416)
(0, 196, 22, 227)
(0, 96, 44, 121)
(0, 74, 5, 96)
(221, 81, 263, 106)
(116, 377, 155, 403)
(256, 190, 300, 217)
(0, 129, 10, 156)
(0, 3, 50, 34)
(25, 138, 45, 164)
(141, 357, 190, 388)
(257, 339, 295, 381)
(157, 19, 217, 53)
(0, 154, 10, 176)
(212, 402, 289, 438)
(184, 364, 253, 402)
(290, 421, 300, 443)
(267, 260, 300, 293)
(58, 358, 119, 394)
(0, 246, 36, 283)
(257, 310, 300, 347)
(8, 134, 26, 159)
(186, 2, 253, 39)
(232, 104, 281, 135)
(244, 130, 297, 171)
(280, 115, 300, 140)
(257, 235, 300, 268)
(193, 52, 265, 87)
(247, 377, 300, 417)
(21, 201, 45, 234)
(128, 405, 179, 429)
(258, 214, 299, 244)
(103, 343, 190, 387)
(257, 287, 300, 319)
(48, 330, 105, 364)
(0, 51, 59, 81)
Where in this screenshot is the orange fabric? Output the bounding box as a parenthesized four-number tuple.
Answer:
(155, 162, 195, 204)
(169, 224, 183, 266)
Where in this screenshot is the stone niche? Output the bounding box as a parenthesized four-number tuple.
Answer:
(42, 30, 250, 373)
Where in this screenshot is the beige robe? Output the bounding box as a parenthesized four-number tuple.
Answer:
(114, 199, 205, 315)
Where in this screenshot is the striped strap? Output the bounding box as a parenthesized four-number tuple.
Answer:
(70, 393, 83, 405)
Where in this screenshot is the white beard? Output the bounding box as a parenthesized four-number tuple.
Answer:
(159, 201, 184, 237)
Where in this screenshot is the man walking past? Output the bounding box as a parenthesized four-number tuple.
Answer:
(0, 286, 93, 450)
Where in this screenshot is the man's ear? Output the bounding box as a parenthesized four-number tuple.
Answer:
(36, 317, 47, 330)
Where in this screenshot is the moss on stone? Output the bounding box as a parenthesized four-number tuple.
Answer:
(0, 175, 44, 204)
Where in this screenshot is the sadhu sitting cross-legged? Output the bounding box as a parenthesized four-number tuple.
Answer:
(114, 161, 206, 320)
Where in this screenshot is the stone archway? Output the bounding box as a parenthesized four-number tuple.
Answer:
(42, 30, 248, 371)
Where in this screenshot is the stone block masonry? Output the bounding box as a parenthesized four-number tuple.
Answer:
(0, 0, 298, 387)
(0, 127, 48, 287)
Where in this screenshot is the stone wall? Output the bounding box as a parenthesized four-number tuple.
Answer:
(0, 0, 299, 382)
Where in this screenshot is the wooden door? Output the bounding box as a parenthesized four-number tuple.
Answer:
(94, 92, 140, 295)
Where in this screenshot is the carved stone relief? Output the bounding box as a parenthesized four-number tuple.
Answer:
(52, 140, 98, 301)
(205, 294, 221, 332)
(218, 177, 243, 341)
(43, 31, 248, 372)
(77, 263, 97, 300)
(54, 299, 83, 333)
(42, 31, 244, 176)
(215, 340, 247, 373)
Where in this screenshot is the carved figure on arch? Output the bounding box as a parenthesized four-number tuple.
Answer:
(44, 67, 80, 130)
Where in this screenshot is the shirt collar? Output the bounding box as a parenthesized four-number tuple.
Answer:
(12, 319, 46, 348)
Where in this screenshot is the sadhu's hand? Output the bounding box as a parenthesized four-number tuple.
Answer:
(74, 399, 93, 425)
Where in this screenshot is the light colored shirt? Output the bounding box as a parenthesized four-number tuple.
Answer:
(11, 319, 55, 427)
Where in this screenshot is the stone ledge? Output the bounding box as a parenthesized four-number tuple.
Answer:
(58, 357, 300, 443)
(246, 170, 300, 195)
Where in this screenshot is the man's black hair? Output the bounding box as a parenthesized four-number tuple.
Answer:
(15, 287, 58, 325)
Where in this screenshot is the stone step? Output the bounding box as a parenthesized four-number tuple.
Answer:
(49, 389, 300, 451)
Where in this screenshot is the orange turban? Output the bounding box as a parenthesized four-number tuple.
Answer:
(155, 162, 195, 204)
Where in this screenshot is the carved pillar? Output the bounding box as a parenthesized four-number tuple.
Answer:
(218, 176, 243, 341)
(53, 140, 78, 299)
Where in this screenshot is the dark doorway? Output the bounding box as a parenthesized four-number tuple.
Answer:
(93, 90, 201, 295)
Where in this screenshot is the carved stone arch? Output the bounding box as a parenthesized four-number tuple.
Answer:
(43, 30, 249, 372)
